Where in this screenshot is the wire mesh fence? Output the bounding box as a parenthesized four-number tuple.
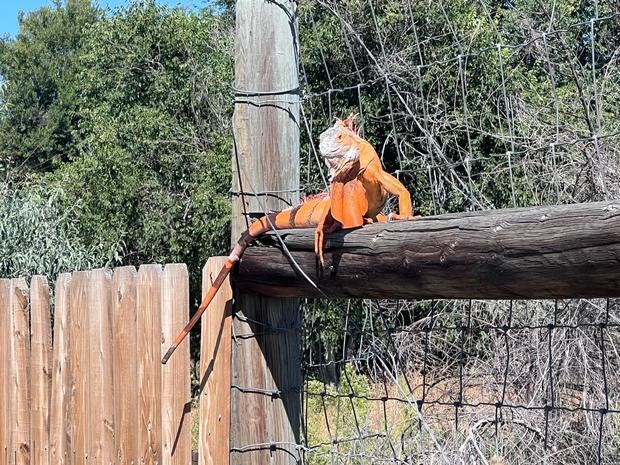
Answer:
(297, 0, 620, 208)
(301, 298, 620, 464)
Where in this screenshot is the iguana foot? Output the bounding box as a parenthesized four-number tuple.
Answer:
(388, 213, 422, 221)
(364, 214, 391, 224)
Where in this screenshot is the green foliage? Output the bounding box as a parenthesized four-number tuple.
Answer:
(0, 183, 109, 280)
(0, 0, 102, 175)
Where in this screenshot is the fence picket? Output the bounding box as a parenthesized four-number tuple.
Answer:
(69, 271, 89, 464)
(112, 266, 138, 464)
(0, 279, 10, 465)
(161, 264, 191, 465)
(137, 265, 163, 465)
(30, 276, 52, 465)
(88, 269, 115, 464)
(10, 278, 31, 465)
(199, 257, 232, 465)
(49, 274, 72, 465)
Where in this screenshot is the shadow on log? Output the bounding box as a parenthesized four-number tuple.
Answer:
(234, 201, 620, 300)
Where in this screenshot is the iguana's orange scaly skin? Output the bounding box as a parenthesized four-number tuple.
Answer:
(161, 114, 414, 364)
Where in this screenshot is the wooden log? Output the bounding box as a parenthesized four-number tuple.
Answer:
(49, 274, 72, 465)
(30, 276, 52, 465)
(235, 201, 620, 300)
(112, 267, 138, 464)
(199, 257, 233, 465)
(160, 264, 191, 465)
(137, 265, 163, 465)
(0, 279, 11, 465)
(10, 278, 31, 465)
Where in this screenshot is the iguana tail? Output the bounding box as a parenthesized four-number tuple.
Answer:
(161, 258, 235, 364)
(161, 196, 328, 364)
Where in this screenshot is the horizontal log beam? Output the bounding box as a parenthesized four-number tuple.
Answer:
(233, 201, 620, 300)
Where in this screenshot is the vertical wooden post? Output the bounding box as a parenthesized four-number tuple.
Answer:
(10, 278, 31, 465)
(231, 0, 300, 239)
(137, 265, 163, 465)
(88, 269, 115, 464)
(30, 276, 52, 465)
(231, 0, 301, 463)
(160, 264, 191, 465)
(199, 257, 233, 465)
(69, 271, 89, 464)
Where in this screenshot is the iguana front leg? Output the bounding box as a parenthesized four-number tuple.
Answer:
(376, 170, 414, 220)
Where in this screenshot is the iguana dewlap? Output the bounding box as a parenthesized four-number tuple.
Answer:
(161, 114, 414, 364)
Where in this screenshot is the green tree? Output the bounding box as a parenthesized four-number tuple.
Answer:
(0, 0, 101, 177)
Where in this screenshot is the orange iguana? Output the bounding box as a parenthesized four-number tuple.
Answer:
(161, 114, 414, 364)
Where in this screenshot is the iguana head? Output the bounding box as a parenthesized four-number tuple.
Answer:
(319, 113, 360, 180)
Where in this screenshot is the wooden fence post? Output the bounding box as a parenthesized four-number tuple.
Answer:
(10, 278, 31, 465)
(30, 276, 51, 465)
(231, 0, 301, 463)
(112, 266, 139, 464)
(69, 271, 89, 464)
(88, 269, 115, 463)
(199, 257, 233, 465)
(137, 264, 163, 465)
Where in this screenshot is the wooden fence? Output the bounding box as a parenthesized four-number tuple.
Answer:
(0, 259, 231, 465)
